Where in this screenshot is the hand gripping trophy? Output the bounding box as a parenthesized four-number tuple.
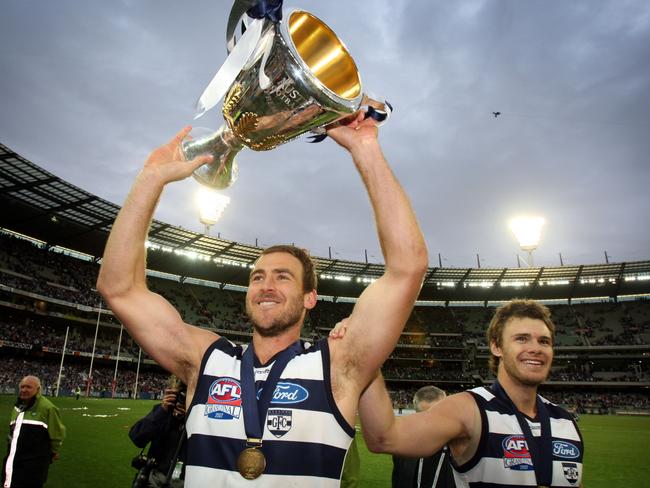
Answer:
(183, 0, 391, 189)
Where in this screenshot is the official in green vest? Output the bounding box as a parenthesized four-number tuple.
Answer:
(2, 376, 66, 488)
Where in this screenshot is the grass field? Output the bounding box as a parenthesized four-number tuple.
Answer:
(0, 395, 648, 487)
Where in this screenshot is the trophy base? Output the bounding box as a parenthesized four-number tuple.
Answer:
(182, 125, 244, 189)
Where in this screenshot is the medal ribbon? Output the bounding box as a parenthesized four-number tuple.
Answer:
(491, 380, 553, 486)
(240, 340, 302, 445)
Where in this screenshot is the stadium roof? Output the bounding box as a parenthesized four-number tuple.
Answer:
(2, 142, 650, 301)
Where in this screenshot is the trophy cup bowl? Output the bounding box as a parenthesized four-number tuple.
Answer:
(182, 9, 363, 189)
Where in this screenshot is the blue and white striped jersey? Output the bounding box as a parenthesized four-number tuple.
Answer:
(451, 386, 583, 488)
(185, 337, 355, 487)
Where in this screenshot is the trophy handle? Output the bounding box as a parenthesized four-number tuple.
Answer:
(359, 94, 392, 126)
(360, 94, 388, 112)
(182, 126, 244, 189)
(317, 94, 392, 133)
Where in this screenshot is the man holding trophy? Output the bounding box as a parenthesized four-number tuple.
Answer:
(97, 2, 427, 486)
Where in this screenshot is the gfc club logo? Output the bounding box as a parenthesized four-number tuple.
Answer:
(267, 409, 293, 437)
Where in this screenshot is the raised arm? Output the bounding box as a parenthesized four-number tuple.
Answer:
(359, 372, 474, 459)
(96, 127, 217, 384)
(326, 115, 428, 404)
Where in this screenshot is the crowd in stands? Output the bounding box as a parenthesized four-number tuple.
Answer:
(390, 349, 467, 361)
(1, 230, 649, 409)
(0, 357, 168, 398)
(541, 390, 650, 413)
(0, 312, 142, 358)
(388, 334, 465, 348)
(384, 366, 469, 382)
(471, 366, 648, 384)
(387, 388, 650, 414)
(1, 234, 100, 307)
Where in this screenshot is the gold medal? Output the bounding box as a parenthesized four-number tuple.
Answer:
(237, 447, 266, 480)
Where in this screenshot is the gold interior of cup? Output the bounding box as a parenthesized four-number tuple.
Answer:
(288, 11, 361, 100)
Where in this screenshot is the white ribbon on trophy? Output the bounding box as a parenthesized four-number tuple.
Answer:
(194, 18, 265, 119)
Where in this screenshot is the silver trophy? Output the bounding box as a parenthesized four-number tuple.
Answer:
(182, 9, 387, 189)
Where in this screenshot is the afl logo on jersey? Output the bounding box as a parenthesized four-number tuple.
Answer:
(204, 378, 242, 420)
(502, 435, 533, 471)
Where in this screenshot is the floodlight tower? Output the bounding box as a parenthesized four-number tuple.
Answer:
(195, 187, 230, 235)
(509, 216, 545, 267)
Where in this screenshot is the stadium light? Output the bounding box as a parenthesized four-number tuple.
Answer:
(509, 216, 545, 267)
(195, 187, 230, 235)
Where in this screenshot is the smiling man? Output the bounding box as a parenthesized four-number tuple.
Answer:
(97, 113, 427, 487)
(355, 299, 584, 487)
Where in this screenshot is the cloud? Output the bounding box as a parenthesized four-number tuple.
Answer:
(1, 0, 648, 266)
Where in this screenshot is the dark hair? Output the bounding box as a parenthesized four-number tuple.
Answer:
(260, 245, 317, 293)
(486, 299, 555, 373)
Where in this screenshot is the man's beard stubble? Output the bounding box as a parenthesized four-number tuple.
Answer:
(502, 354, 551, 387)
(246, 296, 305, 338)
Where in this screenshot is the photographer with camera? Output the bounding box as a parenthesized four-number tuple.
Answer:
(129, 377, 187, 488)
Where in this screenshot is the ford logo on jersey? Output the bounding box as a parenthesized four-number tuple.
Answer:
(205, 377, 242, 420)
(269, 382, 309, 404)
(553, 440, 580, 459)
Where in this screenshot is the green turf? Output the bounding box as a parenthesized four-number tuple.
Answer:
(356, 434, 392, 487)
(0, 395, 151, 487)
(0, 395, 648, 487)
(578, 414, 650, 488)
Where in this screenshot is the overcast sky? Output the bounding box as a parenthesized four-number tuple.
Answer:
(2, 0, 649, 268)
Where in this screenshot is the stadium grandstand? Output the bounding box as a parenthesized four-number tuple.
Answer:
(1, 142, 649, 415)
